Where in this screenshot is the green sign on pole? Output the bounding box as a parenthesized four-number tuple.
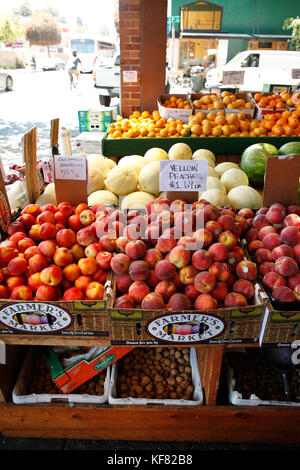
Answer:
(167, 16, 180, 23)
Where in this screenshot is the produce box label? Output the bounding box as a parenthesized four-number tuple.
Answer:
(159, 160, 208, 192)
(0, 301, 73, 334)
(145, 312, 226, 344)
(44, 346, 134, 393)
(0, 300, 110, 336)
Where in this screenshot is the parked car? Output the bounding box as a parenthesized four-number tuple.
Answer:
(0, 70, 13, 91)
(205, 49, 300, 92)
(93, 52, 120, 96)
(42, 58, 66, 71)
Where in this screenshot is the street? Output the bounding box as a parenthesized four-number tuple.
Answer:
(0, 68, 113, 171)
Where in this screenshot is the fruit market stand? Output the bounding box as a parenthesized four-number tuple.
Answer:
(1, 125, 300, 444)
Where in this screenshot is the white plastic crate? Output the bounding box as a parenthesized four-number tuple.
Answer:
(108, 347, 203, 406)
(225, 350, 300, 407)
(12, 347, 110, 404)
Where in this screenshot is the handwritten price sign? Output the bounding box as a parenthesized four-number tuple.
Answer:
(54, 156, 87, 181)
(159, 160, 208, 192)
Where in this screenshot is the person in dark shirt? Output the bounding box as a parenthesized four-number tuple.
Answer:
(68, 50, 82, 89)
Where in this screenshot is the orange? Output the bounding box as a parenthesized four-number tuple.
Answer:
(271, 125, 284, 136)
(254, 93, 263, 102)
(288, 116, 299, 128)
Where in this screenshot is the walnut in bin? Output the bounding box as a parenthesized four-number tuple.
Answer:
(116, 347, 194, 401)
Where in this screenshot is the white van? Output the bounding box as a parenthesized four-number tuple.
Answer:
(205, 50, 300, 91)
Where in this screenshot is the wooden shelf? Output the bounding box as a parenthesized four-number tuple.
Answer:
(1, 403, 300, 443)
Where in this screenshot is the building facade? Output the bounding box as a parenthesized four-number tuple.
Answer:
(168, 0, 297, 69)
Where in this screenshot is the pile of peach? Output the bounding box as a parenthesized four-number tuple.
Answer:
(109, 196, 258, 312)
(160, 95, 192, 109)
(0, 201, 114, 308)
(242, 203, 300, 303)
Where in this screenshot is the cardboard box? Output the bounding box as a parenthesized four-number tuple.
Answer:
(223, 92, 255, 117)
(158, 94, 193, 123)
(12, 347, 110, 404)
(108, 347, 203, 406)
(250, 92, 287, 119)
(78, 108, 118, 123)
(44, 345, 134, 394)
(108, 276, 268, 346)
(191, 92, 225, 114)
(79, 120, 110, 133)
(75, 131, 106, 154)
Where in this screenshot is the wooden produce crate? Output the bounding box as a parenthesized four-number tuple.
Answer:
(107, 275, 268, 347)
(0, 272, 114, 338)
(261, 304, 300, 346)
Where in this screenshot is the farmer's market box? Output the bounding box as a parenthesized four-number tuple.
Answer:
(107, 276, 268, 346)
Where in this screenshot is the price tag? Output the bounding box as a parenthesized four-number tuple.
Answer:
(292, 69, 300, 80)
(159, 160, 208, 192)
(223, 71, 244, 85)
(54, 155, 87, 180)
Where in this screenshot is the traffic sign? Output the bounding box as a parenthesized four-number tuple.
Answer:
(167, 16, 180, 23)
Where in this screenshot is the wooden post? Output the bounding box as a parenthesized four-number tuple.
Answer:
(140, 0, 168, 111)
(23, 127, 40, 204)
(197, 345, 224, 405)
(51, 118, 59, 156)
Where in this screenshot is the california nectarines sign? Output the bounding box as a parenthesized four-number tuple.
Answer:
(145, 312, 226, 343)
(0, 302, 73, 333)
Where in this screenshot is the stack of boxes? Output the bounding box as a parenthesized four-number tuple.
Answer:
(78, 107, 118, 133)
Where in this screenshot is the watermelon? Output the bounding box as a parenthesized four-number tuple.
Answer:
(279, 142, 300, 156)
(240, 143, 278, 188)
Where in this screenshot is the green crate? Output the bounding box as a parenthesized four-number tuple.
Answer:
(102, 135, 300, 158)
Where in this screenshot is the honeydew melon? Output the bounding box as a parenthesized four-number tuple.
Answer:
(199, 189, 230, 206)
(214, 161, 239, 177)
(168, 143, 192, 160)
(144, 147, 169, 163)
(87, 168, 105, 195)
(87, 154, 111, 178)
(138, 161, 160, 196)
(118, 155, 147, 176)
(220, 168, 249, 192)
(192, 148, 216, 163)
(227, 185, 262, 210)
(105, 167, 138, 196)
(88, 190, 119, 207)
(120, 191, 155, 211)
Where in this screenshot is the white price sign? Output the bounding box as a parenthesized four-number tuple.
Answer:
(54, 155, 87, 181)
(223, 70, 245, 85)
(159, 159, 208, 192)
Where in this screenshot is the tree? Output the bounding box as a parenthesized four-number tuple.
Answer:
(12, 1, 32, 17)
(283, 16, 300, 50)
(0, 15, 23, 45)
(25, 11, 62, 53)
